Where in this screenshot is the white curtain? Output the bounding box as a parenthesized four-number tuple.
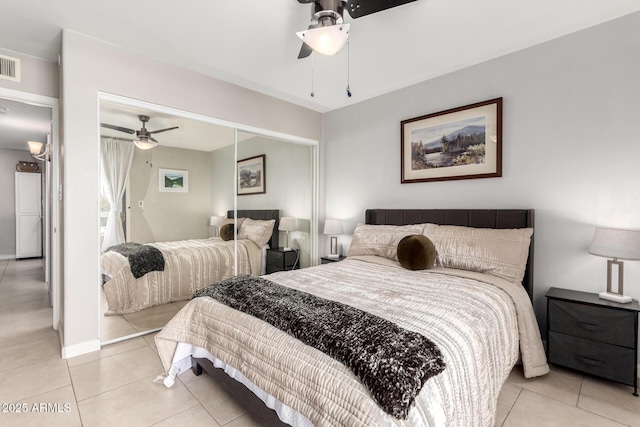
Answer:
(100, 138, 134, 252)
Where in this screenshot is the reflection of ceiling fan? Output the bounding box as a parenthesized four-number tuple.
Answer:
(296, 0, 418, 58)
(100, 115, 179, 150)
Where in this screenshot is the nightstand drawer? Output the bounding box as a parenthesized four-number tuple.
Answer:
(548, 331, 636, 386)
(266, 250, 297, 268)
(549, 299, 635, 348)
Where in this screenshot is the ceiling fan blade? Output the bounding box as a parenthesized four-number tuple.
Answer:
(297, 23, 317, 59)
(298, 42, 313, 59)
(345, 0, 418, 19)
(297, 0, 316, 3)
(100, 123, 136, 134)
(149, 126, 179, 135)
(148, 136, 158, 143)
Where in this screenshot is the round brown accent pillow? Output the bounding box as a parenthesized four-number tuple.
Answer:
(397, 235, 436, 270)
(219, 223, 235, 241)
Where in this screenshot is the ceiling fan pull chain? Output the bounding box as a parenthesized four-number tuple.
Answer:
(346, 40, 352, 97)
(310, 55, 315, 97)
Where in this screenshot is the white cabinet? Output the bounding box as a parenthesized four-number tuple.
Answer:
(15, 172, 42, 259)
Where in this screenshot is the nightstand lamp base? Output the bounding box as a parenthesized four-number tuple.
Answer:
(327, 253, 340, 259)
(599, 291, 633, 303)
(598, 259, 633, 304)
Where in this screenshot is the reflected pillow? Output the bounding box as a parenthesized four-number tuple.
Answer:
(239, 218, 276, 248)
(397, 235, 436, 270)
(347, 223, 426, 261)
(423, 223, 533, 284)
(222, 217, 246, 229)
(220, 224, 234, 241)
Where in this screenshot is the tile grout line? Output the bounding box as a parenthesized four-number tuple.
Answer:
(0, 260, 8, 284)
(499, 386, 522, 426)
(67, 359, 85, 427)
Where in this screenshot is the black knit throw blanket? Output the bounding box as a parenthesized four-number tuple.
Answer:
(107, 242, 165, 279)
(193, 274, 446, 419)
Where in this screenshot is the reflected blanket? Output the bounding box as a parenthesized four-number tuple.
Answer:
(193, 274, 446, 419)
(107, 242, 164, 279)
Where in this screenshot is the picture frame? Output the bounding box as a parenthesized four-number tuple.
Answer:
(237, 154, 266, 195)
(159, 168, 189, 193)
(401, 98, 502, 183)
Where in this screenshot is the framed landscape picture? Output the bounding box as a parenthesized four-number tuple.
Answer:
(237, 154, 266, 195)
(401, 98, 502, 183)
(159, 168, 189, 193)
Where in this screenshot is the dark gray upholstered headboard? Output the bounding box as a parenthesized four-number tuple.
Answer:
(227, 209, 280, 249)
(365, 209, 535, 300)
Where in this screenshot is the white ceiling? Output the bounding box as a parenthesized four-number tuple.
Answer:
(1, 1, 639, 151)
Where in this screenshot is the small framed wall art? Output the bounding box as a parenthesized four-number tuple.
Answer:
(237, 154, 266, 195)
(401, 98, 502, 183)
(159, 168, 189, 193)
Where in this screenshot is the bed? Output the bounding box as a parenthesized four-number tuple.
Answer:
(155, 208, 549, 426)
(101, 209, 280, 314)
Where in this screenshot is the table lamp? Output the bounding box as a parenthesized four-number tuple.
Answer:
(279, 217, 297, 250)
(210, 215, 225, 237)
(589, 227, 640, 303)
(323, 219, 344, 259)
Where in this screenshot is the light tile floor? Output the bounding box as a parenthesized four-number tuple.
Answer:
(1, 258, 639, 426)
(100, 291, 184, 342)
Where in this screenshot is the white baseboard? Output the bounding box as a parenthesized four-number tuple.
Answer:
(61, 339, 101, 359)
(0, 255, 16, 260)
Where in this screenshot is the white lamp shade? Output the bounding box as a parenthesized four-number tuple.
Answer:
(589, 227, 640, 260)
(28, 141, 43, 155)
(210, 215, 225, 227)
(323, 219, 344, 235)
(296, 23, 350, 56)
(134, 139, 158, 150)
(279, 217, 297, 232)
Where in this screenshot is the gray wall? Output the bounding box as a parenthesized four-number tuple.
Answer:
(322, 12, 640, 330)
(209, 143, 235, 225)
(129, 146, 210, 243)
(0, 148, 34, 258)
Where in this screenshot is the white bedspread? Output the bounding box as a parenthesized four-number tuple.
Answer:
(101, 237, 262, 314)
(156, 257, 548, 426)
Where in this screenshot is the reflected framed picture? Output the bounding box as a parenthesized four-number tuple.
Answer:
(237, 154, 266, 195)
(159, 168, 189, 193)
(401, 98, 502, 183)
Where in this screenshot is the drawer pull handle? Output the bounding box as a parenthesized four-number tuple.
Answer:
(576, 355, 603, 366)
(577, 322, 603, 331)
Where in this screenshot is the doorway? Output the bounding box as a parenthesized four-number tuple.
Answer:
(0, 87, 60, 331)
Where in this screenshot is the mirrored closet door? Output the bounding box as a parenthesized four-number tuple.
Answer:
(236, 131, 315, 270)
(98, 95, 317, 344)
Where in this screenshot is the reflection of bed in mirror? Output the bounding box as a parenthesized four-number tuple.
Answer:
(156, 208, 548, 426)
(100, 209, 280, 315)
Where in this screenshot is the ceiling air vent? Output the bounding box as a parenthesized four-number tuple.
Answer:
(0, 54, 21, 82)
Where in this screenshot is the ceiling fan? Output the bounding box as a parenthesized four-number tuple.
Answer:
(296, 0, 419, 59)
(100, 115, 179, 150)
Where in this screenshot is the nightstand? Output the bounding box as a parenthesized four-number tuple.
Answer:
(546, 287, 640, 396)
(266, 248, 299, 274)
(320, 255, 347, 264)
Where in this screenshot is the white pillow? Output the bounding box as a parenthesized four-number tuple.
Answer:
(238, 218, 276, 248)
(221, 217, 246, 228)
(347, 223, 426, 261)
(423, 223, 533, 284)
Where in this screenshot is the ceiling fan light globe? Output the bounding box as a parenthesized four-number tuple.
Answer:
(133, 139, 158, 150)
(296, 23, 350, 56)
